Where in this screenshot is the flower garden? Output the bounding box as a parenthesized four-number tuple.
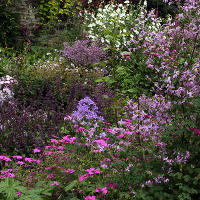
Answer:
(0, 0, 199, 199)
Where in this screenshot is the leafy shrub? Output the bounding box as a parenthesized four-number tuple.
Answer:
(39, 0, 82, 26)
(0, 5, 20, 48)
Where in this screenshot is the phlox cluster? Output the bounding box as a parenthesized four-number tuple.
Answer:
(65, 96, 104, 125)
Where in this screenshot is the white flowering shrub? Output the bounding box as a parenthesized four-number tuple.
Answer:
(0, 75, 17, 104)
(81, 0, 163, 50)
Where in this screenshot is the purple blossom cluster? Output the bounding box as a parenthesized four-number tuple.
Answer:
(64, 96, 104, 125)
(61, 40, 106, 66)
(124, 0, 200, 103)
(125, 94, 171, 141)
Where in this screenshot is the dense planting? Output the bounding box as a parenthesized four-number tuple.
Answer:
(0, 0, 200, 199)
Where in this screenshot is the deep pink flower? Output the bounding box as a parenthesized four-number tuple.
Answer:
(79, 174, 89, 182)
(107, 182, 117, 189)
(86, 168, 95, 175)
(95, 187, 101, 192)
(193, 128, 200, 135)
(94, 168, 100, 174)
(47, 173, 54, 179)
(96, 187, 108, 195)
(16, 192, 22, 196)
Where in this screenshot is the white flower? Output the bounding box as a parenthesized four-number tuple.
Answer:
(124, 0, 130, 4)
(88, 23, 95, 28)
(134, 30, 139, 35)
(143, 0, 147, 7)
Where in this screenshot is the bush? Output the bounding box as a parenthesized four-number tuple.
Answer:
(39, 0, 82, 26)
(0, 5, 20, 48)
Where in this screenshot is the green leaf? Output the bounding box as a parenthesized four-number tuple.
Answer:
(90, 61, 107, 68)
(102, 94, 109, 99)
(121, 51, 132, 55)
(64, 180, 77, 192)
(95, 78, 103, 83)
(183, 175, 190, 182)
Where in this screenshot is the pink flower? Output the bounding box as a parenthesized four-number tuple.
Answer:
(79, 174, 89, 182)
(86, 168, 96, 175)
(47, 173, 54, 179)
(101, 187, 108, 194)
(7, 173, 15, 178)
(96, 187, 108, 195)
(16, 192, 22, 196)
(25, 158, 33, 162)
(61, 169, 76, 173)
(95, 187, 101, 192)
(117, 134, 125, 138)
(33, 148, 41, 153)
(51, 181, 60, 187)
(17, 161, 24, 165)
(0, 156, 11, 162)
(85, 196, 96, 200)
(13, 156, 23, 159)
(107, 182, 117, 189)
(94, 168, 100, 174)
(193, 128, 200, 135)
(58, 146, 64, 150)
(50, 139, 59, 143)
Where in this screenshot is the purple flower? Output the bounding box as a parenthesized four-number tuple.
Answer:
(67, 97, 104, 124)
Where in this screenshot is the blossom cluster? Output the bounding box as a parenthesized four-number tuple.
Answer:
(64, 96, 104, 125)
(82, 0, 163, 50)
(61, 40, 106, 67)
(0, 75, 17, 104)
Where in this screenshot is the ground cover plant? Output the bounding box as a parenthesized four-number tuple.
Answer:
(0, 0, 200, 199)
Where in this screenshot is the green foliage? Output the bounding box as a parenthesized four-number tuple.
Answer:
(39, 0, 82, 26)
(115, 52, 156, 98)
(0, 5, 20, 48)
(0, 178, 54, 200)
